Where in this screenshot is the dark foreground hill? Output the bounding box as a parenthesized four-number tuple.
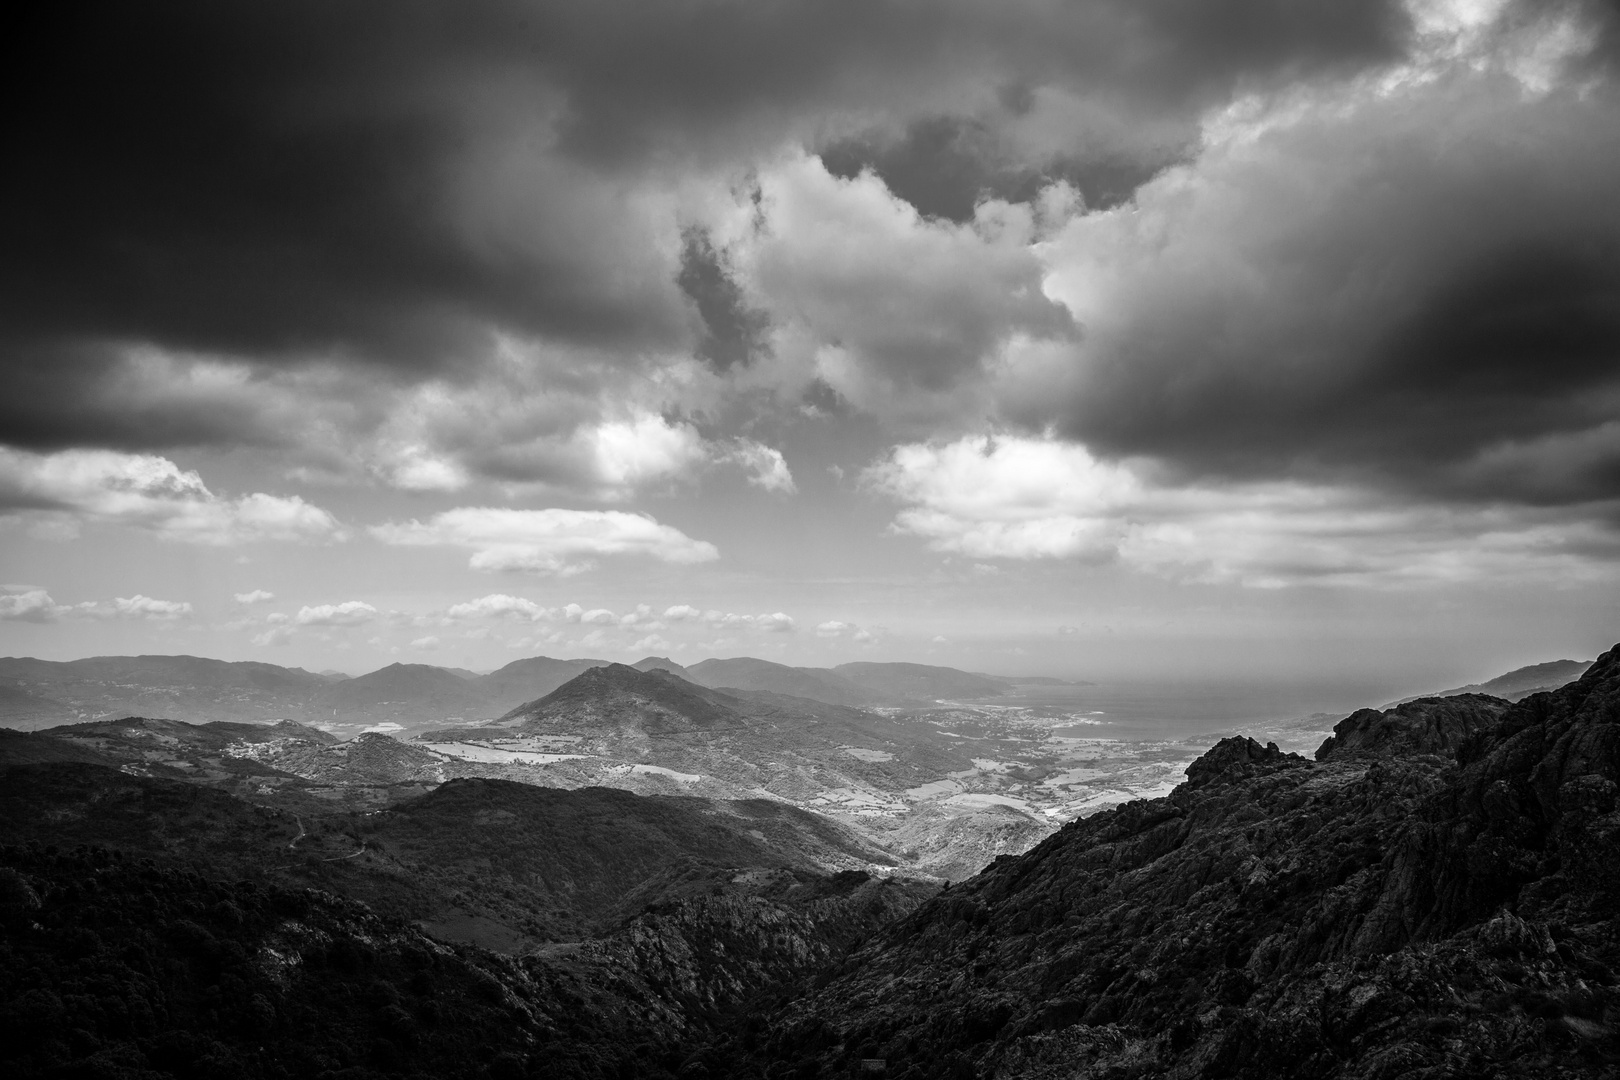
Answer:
(738, 648, 1620, 1079)
(7, 646, 1617, 1079)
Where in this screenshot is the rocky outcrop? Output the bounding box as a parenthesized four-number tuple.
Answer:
(1315, 693, 1509, 762)
(739, 644, 1620, 1079)
(1183, 735, 1303, 788)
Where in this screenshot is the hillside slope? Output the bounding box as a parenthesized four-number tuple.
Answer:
(472, 655, 612, 713)
(310, 662, 496, 726)
(687, 657, 898, 708)
(745, 647, 1620, 1078)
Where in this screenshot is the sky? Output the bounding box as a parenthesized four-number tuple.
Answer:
(3, 0, 1619, 694)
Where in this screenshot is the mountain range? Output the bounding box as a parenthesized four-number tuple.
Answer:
(2, 643, 1616, 1078)
(0, 652, 1021, 732)
(1388, 657, 1593, 706)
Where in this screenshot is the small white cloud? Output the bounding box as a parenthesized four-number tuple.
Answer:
(816, 620, 852, 638)
(701, 609, 796, 633)
(931, 635, 948, 644)
(721, 440, 797, 494)
(234, 589, 275, 605)
(6, 589, 197, 623)
(295, 601, 377, 626)
(631, 634, 672, 652)
(252, 626, 294, 647)
(664, 604, 701, 621)
(373, 445, 469, 493)
(1057, 625, 1080, 635)
(445, 594, 555, 622)
(0, 588, 64, 623)
(756, 612, 796, 633)
(589, 413, 710, 495)
(617, 603, 654, 626)
(108, 595, 192, 620)
(371, 507, 719, 575)
(410, 635, 440, 650)
(580, 608, 618, 625)
(0, 448, 344, 545)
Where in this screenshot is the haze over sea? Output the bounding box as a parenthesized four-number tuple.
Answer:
(971, 678, 1390, 743)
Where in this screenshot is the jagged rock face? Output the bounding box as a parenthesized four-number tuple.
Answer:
(1183, 736, 1301, 789)
(747, 645, 1620, 1079)
(1316, 693, 1510, 762)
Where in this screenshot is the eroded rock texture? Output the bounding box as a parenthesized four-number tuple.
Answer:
(749, 646, 1620, 1079)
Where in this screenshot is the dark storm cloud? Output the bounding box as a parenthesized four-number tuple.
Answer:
(541, 0, 1411, 162)
(0, 0, 1412, 453)
(677, 230, 770, 373)
(2, 2, 678, 365)
(0, 348, 269, 453)
(1011, 62, 1620, 508)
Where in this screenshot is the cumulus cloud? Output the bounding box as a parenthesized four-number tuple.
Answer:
(867, 434, 1620, 587)
(0, 448, 343, 544)
(294, 601, 378, 627)
(362, 391, 797, 501)
(410, 636, 440, 651)
(102, 595, 193, 621)
(0, 589, 194, 622)
(446, 594, 556, 622)
(0, 589, 65, 623)
(2, 0, 1408, 377)
(816, 619, 874, 642)
(663, 604, 702, 621)
(587, 414, 711, 495)
(234, 589, 275, 605)
(732, 154, 1074, 424)
(999, 5, 1620, 509)
(371, 507, 719, 575)
(697, 610, 797, 633)
(721, 440, 797, 494)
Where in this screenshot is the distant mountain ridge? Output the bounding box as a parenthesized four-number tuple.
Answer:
(686, 656, 900, 707)
(1388, 657, 1592, 706)
(500, 663, 751, 737)
(833, 660, 1012, 700)
(0, 651, 1034, 729)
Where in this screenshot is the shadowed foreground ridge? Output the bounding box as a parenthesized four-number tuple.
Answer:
(2, 648, 1617, 1079)
(746, 645, 1620, 1078)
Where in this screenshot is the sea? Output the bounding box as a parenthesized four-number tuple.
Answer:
(966, 678, 1398, 745)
